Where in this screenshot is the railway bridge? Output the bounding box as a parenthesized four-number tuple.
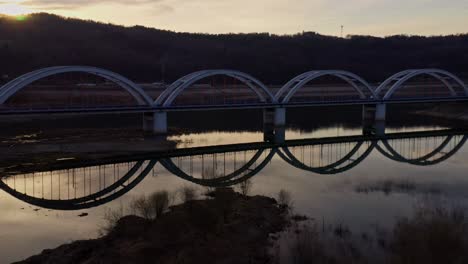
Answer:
(1, 67, 467, 136)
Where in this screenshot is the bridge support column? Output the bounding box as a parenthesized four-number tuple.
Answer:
(264, 108, 286, 127)
(263, 108, 286, 143)
(362, 103, 386, 122)
(274, 108, 286, 127)
(273, 127, 286, 143)
(263, 127, 285, 143)
(362, 104, 386, 136)
(375, 103, 386, 122)
(143, 111, 167, 134)
(374, 121, 386, 136)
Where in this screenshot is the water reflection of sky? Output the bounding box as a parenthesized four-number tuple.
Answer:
(169, 125, 451, 148)
(1, 126, 468, 263)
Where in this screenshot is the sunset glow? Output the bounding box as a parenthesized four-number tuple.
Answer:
(0, 2, 31, 16)
(0, 0, 466, 36)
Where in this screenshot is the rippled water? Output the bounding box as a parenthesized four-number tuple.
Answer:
(1, 107, 468, 263)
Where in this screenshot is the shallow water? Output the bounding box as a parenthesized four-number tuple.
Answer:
(1, 108, 468, 263)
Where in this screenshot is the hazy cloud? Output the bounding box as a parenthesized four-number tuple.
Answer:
(21, 0, 162, 10)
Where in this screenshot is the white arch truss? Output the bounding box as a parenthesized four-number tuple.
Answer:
(0, 66, 154, 105)
(376, 69, 468, 100)
(154, 69, 276, 107)
(275, 70, 377, 103)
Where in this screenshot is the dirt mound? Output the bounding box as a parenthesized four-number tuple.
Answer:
(16, 188, 288, 264)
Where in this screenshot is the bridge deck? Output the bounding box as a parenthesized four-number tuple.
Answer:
(1, 96, 468, 116)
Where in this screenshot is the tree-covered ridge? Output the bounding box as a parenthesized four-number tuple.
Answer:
(0, 13, 467, 83)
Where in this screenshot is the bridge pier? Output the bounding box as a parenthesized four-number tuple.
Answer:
(263, 108, 286, 127)
(375, 104, 386, 121)
(362, 104, 387, 135)
(274, 108, 286, 126)
(362, 103, 386, 122)
(264, 127, 286, 143)
(263, 108, 286, 143)
(143, 111, 167, 134)
(374, 121, 386, 136)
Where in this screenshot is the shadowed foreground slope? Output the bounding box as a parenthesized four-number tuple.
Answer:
(16, 189, 288, 264)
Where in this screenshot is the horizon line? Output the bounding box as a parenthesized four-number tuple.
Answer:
(1, 12, 467, 39)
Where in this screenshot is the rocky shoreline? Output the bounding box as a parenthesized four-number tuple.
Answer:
(15, 189, 288, 264)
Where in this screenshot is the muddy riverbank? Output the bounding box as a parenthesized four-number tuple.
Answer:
(15, 188, 288, 264)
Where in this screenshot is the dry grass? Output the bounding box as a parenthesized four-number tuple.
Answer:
(287, 222, 365, 264)
(389, 204, 468, 264)
(283, 203, 468, 264)
(355, 179, 417, 195)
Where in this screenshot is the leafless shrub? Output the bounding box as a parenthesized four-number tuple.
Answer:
(129, 195, 152, 220)
(99, 203, 125, 236)
(149, 191, 170, 219)
(238, 179, 252, 196)
(389, 204, 468, 264)
(278, 189, 293, 210)
(129, 191, 170, 220)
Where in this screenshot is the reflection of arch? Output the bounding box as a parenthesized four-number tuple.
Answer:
(277, 141, 376, 174)
(0, 66, 154, 105)
(159, 148, 276, 187)
(0, 161, 157, 210)
(154, 70, 275, 107)
(275, 70, 377, 103)
(376, 136, 467, 166)
(3, 131, 468, 209)
(376, 69, 468, 100)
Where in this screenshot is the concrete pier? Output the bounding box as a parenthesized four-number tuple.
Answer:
(143, 111, 167, 134)
(274, 108, 286, 126)
(374, 121, 386, 136)
(263, 126, 286, 143)
(362, 104, 387, 122)
(362, 104, 387, 135)
(375, 103, 386, 121)
(263, 108, 286, 127)
(263, 108, 286, 143)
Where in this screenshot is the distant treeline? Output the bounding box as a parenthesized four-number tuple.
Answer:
(0, 13, 467, 84)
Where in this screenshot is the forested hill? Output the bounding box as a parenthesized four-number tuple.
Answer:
(0, 13, 467, 84)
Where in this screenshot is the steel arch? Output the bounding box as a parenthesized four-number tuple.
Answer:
(376, 136, 467, 166)
(277, 141, 376, 174)
(376, 69, 468, 100)
(0, 66, 154, 105)
(0, 160, 157, 210)
(275, 70, 377, 103)
(154, 69, 276, 107)
(159, 148, 276, 187)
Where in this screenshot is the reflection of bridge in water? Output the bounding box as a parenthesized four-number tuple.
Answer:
(1, 129, 467, 210)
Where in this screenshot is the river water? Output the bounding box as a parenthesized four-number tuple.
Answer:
(1, 106, 468, 263)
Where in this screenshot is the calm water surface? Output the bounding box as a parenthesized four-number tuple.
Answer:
(1, 108, 468, 263)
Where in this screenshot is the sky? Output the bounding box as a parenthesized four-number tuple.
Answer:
(0, 0, 467, 36)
